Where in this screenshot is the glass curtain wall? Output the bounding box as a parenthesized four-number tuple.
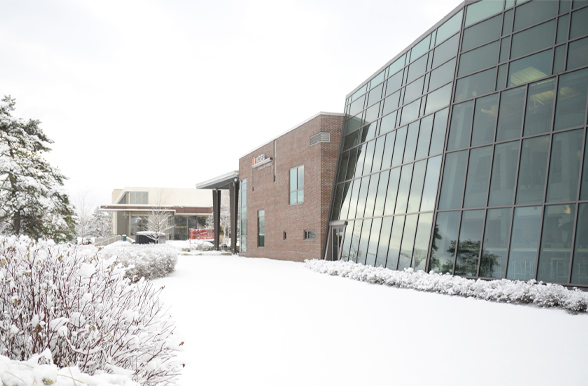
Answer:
(330, 0, 588, 286)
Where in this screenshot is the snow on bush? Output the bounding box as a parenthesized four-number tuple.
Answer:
(0, 350, 138, 386)
(0, 237, 182, 385)
(305, 259, 588, 314)
(101, 244, 178, 281)
(188, 240, 214, 251)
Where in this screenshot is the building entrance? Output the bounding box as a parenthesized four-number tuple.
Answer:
(325, 221, 346, 261)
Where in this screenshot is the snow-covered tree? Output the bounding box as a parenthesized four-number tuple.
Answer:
(74, 190, 94, 242)
(87, 207, 112, 238)
(146, 209, 173, 243)
(0, 96, 76, 242)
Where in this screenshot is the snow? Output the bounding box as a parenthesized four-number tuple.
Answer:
(158, 252, 588, 386)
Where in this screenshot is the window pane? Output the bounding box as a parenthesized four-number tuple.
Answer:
(392, 126, 407, 167)
(447, 100, 474, 150)
(362, 140, 376, 176)
(400, 99, 421, 126)
(582, 133, 588, 200)
(345, 148, 358, 180)
(366, 217, 382, 267)
(499, 36, 511, 64)
(367, 83, 383, 107)
(430, 211, 460, 274)
(354, 176, 369, 219)
(507, 206, 542, 280)
(416, 114, 434, 160)
(570, 6, 588, 39)
(464, 146, 493, 208)
(567, 36, 588, 71)
(403, 122, 419, 164)
(420, 156, 442, 211)
(356, 219, 372, 265)
(290, 168, 297, 191)
(480, 208, 512, 278)
(537, 204, 575, 283)
(384, 168, 401, 216)
(395, 163, 414, 214)
(425, 83, 453, 115)
(407, 160, 427, 213)
(386, 70, 404, 96)
(546, 129, 583, 203)
(554, 68, 588, 131)
(489, 140, 520, 206)
(553, 44, 566, 75)
(382, 91, 401, 116)
(381, 131, 395, 170)
(523, 77, 556, 136)
(455, 210, 485, 277)
(349, 95, 365, 117)
(413, 213, 433, 270)
(354, 144, 367, 179)
(437, 10, 463, 44)
(496, 86, 525, 141)
(380, 111, 397, 135)
(340, 220, 354, 261)
(386, 215, 405, 270)
(297, 190, 304, 204)
(455, 68, 496, 103)
(429, 108, 449, 155)
(503, 8, 514, 35)
(511, 20, 556, 60)
(439, 150, 468, 209)
(572, 203, 588, 284)
(372, 136, 385, 173)
(433, 33, 460, 68)
(410, 36, 430, 63)
(471, 93, 499, 146)
(556, 14, 570, 44)
(348, 220, 364, 263)
(364, 174, 379, 218)
(345, 179, 360, 219)
(404, 77, 425, 104)
(458, 41, 499, 77)
(398, 214, 419, 270)
(496, 63, 508, 90)
(516, 135, 550, 204)
(345, 114, 363, 135)
(298, 165, 304, 190)
(465, 0, 503, 27)
(508, 49, 552, 87)
(513, 0, 558, 32)
(376, 217, 393, 267)
(407, 54, 428, 83)
(462, 14, 501, 52)
(364, 102, 380, 124)
(374, 171, 389, 217)
(429, 59, 456, 92)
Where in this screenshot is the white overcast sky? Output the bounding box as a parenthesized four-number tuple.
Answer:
(0, 0, 463, 208)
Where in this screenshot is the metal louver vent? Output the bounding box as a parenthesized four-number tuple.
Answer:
(309, 132, 330, 146)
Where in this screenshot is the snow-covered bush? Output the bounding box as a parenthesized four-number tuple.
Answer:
(101, 244, 178, 281)
(0, 237, 182, 385)
(305, 259, 588, 314)
(188, 240, 214, 251)
(0, 350, 138, 386)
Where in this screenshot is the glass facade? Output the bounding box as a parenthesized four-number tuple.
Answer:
(330, 0, 588, 286)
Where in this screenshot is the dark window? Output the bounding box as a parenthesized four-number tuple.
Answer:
(516, 135, 550, 205)
(556, 14, 570, 44)
(257, 210, 265, 247)
(461, 14, 502, 52)
(570, 6, 588, 39)
(471, 93, 498, 146)
(506, 206, 542, 280)
(537, 204, 576, 283)
(455, 68, 496, 102)
(430, 211, 460, 274)
(496, 86, 525, 141)
(455, 210, 485, 277)
(513, 0, 558, 32)
(510, 20, 556, 60)
(554, 68, 588, 131)
(480, 208, 512, 278)
(567, 36, 588, 71)
(546, 129, 583, 203)
(458, 41, 499, 77)
(488, 140, 520, 207)
(303, 230, 316, 240)
(523, 77, 556, 136)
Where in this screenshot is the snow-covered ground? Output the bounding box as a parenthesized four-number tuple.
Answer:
(158, 252, 588, 386)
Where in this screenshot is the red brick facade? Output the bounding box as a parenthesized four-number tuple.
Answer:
(239, 113, 344, 262)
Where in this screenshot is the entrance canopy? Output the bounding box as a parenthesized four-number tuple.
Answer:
(196, 171, 240, 253)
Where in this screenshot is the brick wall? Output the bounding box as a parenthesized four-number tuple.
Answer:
(239, 113, 344, 262)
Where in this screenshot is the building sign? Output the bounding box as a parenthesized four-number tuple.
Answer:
(252, 154, 272, 169)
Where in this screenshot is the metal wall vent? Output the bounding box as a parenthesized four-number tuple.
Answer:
(310, 132, 330, 146)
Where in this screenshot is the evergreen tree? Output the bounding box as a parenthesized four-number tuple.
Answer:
(0, 96, 76, 242)
(87, 207, 112, 238)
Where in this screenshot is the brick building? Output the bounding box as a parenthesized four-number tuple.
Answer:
(238, 112, 344, 262)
